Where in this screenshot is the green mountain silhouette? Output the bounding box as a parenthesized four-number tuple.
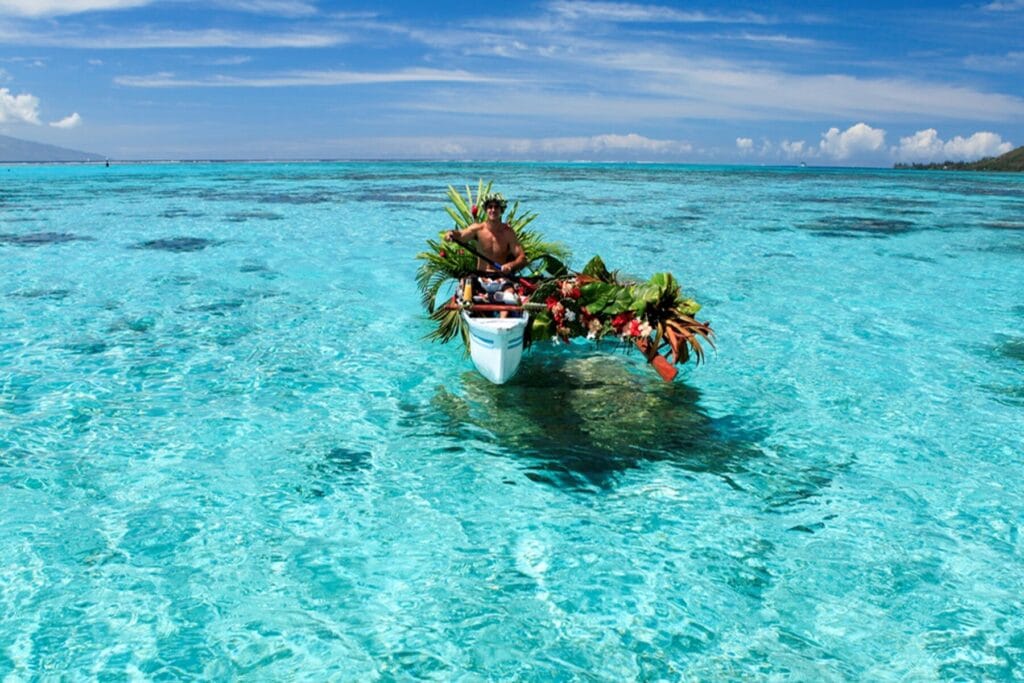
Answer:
(1, 134, 104, 162)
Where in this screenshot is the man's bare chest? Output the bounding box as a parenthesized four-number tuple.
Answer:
(478, 227, 514, 253)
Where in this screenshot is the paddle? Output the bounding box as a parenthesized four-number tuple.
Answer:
(446, 235, 536, 291)
(446, 235, 505, 272)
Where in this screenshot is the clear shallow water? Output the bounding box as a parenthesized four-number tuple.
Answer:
(1, 161, 1022, 679)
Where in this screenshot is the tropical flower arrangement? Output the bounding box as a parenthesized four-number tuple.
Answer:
(416, 181, 714, 380)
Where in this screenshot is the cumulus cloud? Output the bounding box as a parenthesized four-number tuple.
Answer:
(294, 133, 691, 160)
(894, 128, 1013, 162)
(736, 137, 753, 151)
(50, 112, 82, 128)
(0, 0, 152, 17)
(0, 87, 41, 124)
(780, 139, 808, 159)
(819, 122, 886, 160)
(944, 132, 1012, 159)
(514, 133, 691, 156)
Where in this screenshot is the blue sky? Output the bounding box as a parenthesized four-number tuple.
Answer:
(1, 0, 1022, 163)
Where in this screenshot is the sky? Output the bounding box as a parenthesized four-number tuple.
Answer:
(0, 0, 1022, 164)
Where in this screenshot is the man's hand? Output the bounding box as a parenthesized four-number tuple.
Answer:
(444, 230, 458, 242)
(500, 263, 513, 274)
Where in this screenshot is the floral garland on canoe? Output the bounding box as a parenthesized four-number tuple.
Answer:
(416, 181, 714, 380)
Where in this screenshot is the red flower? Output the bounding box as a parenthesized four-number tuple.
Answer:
(571, 286, 581, 299)
(545, 296, 560, 310)
(611, 311, 634, 331)
(439, 249, 447, 258)
(627, 319, 642, 337)
(471, 204, 478, 217)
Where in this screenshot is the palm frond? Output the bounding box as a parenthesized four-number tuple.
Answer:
(418, 181, 717, 381)
(427, 305, 469, 351)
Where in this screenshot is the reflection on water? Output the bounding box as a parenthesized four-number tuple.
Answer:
(0, 231, 94, 246)
(428, 352, 760, 491)
(130, 236, 222, 252)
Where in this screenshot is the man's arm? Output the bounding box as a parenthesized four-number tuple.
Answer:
(445, 222, 483, 243)
(501, 240, 527, 273)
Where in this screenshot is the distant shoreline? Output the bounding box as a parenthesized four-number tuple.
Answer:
(0, 159, 962, 169)
(893, 145, 1023, 172)
(3, 157, 1023, 172)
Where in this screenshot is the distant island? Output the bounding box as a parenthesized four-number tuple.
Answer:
(895, 145, 1024, 172)
(0, 134, 104, 163)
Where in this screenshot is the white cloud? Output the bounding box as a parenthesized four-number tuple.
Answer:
(0, 87, 41, 124)
(322, 133, 691, 159)
(894, 128, 1013, 162)
(403, 16, 1024, 123)
(209, 56, 253, 66)
(48, 28, 343, 49)
(780, 139, 808, 158)
(211, 0, 317, 16)
(547, 1, 768, 25)
(736, 137, 753, 151)
(0, 0, 152, 17)
(720, 32, 823, 47)
(893, 128, 943, 161)
(519, 42, 1024, 122)
(964, 51, 1024, 72)
(50, 112, 82, 128)
(0, 0, 317, 16)
(115, 67, 500, 88)
(533, 132, 691, 155)
(983, 0, 1024, 10)
(819, 122, 886, 160)
(944, 132, 1012, 159)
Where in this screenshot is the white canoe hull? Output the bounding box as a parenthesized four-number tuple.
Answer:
(463, 312, 529, 384)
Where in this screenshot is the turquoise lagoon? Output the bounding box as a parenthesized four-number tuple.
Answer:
(1, 162, 1023, 679)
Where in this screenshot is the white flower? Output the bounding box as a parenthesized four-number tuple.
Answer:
(564, 309, 576, 322)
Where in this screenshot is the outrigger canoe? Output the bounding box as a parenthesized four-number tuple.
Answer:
(420, 182, 715, 386)
(462, 309, 530, 384)
(449, 301, 679, 384)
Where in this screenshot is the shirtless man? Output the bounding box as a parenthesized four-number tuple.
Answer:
(443, 195, 527, 274)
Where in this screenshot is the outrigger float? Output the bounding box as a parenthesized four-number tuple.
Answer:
(417, 181, 715, 385)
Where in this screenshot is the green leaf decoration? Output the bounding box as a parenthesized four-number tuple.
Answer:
(417, 180, 715, 377)
(581, 255, 612, 281)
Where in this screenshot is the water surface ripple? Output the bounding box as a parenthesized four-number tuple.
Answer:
(1, 162, 1022, 679)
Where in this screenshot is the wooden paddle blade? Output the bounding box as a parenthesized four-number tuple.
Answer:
(650, 353, 678, 382)
(635, 338, 678, 382)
